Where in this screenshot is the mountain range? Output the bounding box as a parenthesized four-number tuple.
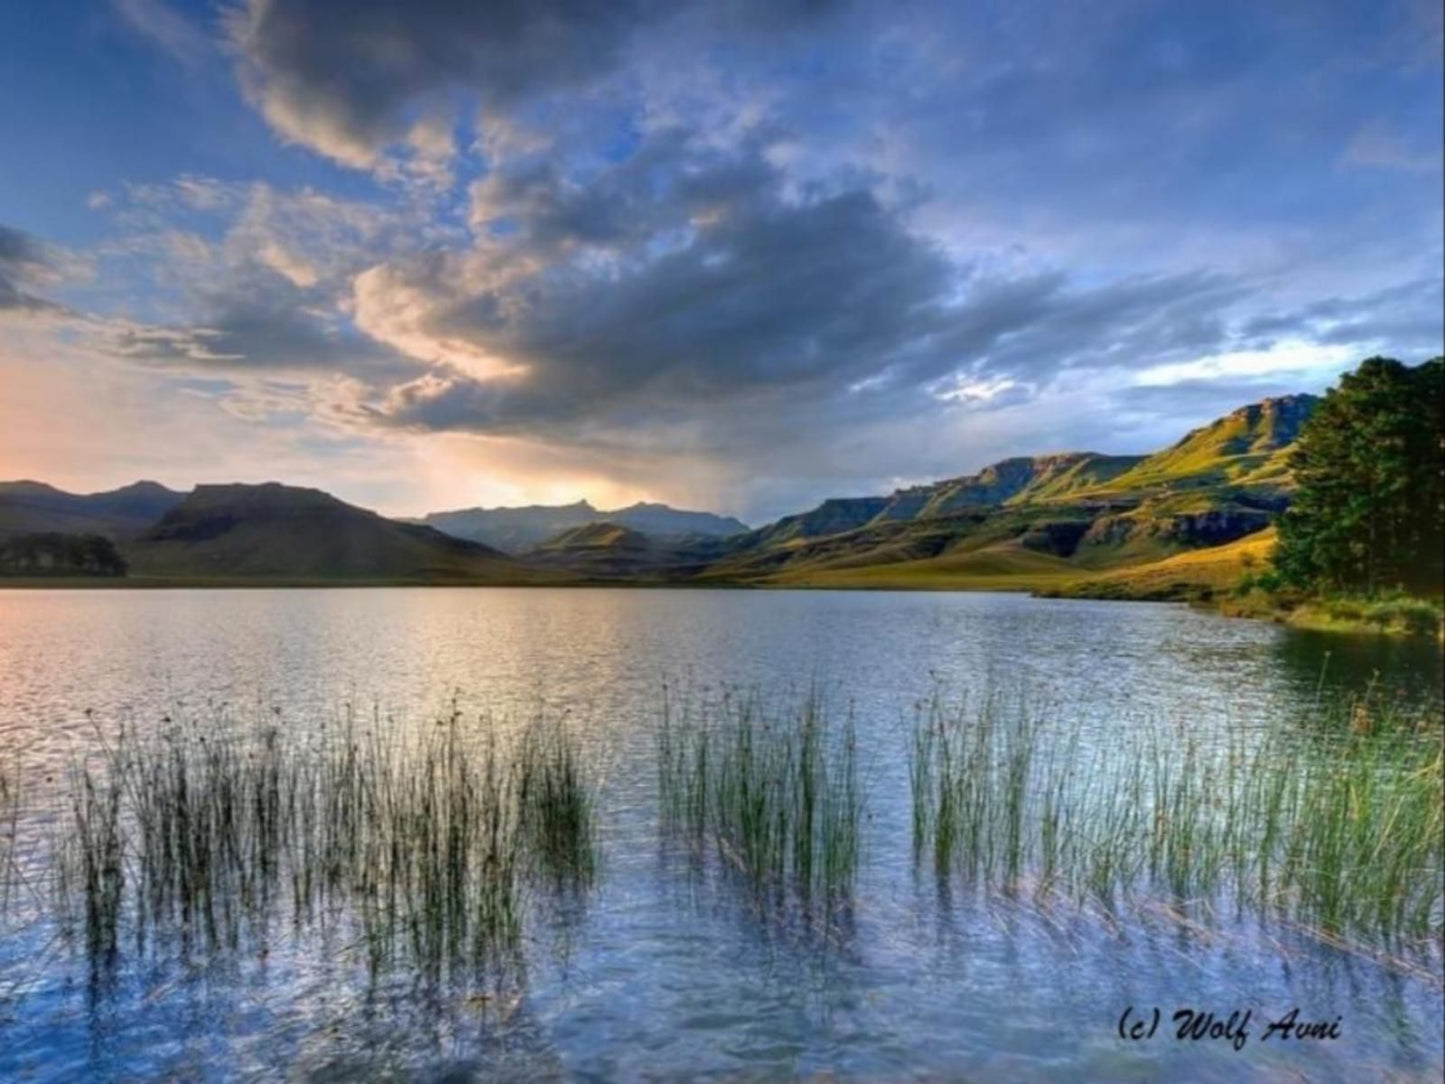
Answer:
(0, 393, 1317, 595)
(0, 480, 186, 539)
(413, 500, 748, 554)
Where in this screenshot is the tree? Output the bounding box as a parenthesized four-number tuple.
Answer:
(1274, 356, 1443, 596)
(0, 532, 129, 576)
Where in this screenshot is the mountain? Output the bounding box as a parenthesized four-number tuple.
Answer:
(4, 392, 1322, 592)
(125, 483, 535, 582)
(417, 499, 747, 553)
(701, 393, 1320, 586)
(1086, 394, 1318, 495)
(869, 453, 1144, 523)
(0, 480, 186, 541)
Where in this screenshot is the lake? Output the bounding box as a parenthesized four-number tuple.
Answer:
(0, 587, 1440, 1082)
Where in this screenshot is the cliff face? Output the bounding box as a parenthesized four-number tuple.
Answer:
(1080, 506, 1276, 551)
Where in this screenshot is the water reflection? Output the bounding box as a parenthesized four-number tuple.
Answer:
(1270, 625, 1443, 714)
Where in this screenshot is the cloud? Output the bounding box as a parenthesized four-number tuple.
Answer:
(1240, 277, 1444, 356)
(0, 225, 71, 316)
(343, 130, 1271, 456)
(353, 134, 960, 430)
(111, 0, 213, 68)
(1343, 123, 1442, 172)
(7, 1, 1440, 521)
(75, 178, 427, 380)
(226, 0, 840, 170)
(310, 122, 1433, 518)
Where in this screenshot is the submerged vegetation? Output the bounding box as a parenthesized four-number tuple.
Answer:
(46, 704, 599, 980)
(911, 692, 1444, 948)
(656, 691, 863, 908)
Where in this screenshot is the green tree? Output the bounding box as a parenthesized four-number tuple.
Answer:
(1274, 356, 1443, 596)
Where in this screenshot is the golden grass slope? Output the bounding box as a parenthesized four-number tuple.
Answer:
(1043, 527, 1277, 600)
(765, 539, 1085, 590)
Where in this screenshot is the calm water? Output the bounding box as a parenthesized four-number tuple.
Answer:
(0, 587, 1440, 1082)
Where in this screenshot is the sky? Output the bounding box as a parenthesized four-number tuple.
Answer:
(0, 0, 1441, 524)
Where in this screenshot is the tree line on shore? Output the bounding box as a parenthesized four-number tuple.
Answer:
(0, 532, 128, 576)
(1272, 356, 1442, 599)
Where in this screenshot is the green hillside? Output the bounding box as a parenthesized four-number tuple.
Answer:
(1083, 395, 1316, 495)
(706, 394, 1317, 587)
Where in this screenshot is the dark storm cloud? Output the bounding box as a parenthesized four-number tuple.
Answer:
(368, 181, 954, 432)
(106, 297, 406, 377)
(105, 272, 414, 380)
(229, 0, 841, 166)
(355, 135, 1264, 443)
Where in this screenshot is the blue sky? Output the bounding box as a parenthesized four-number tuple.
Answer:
(1, 0, 1440, 522)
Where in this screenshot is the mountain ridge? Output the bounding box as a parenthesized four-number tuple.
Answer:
(417, 499, 748, 553)
(0, 479, 187, 541)
(0, 391, 1321, 588)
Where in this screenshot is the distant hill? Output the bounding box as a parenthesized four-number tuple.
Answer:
(0, 480, 186, 541)
(126, 483, 536, 582)
(526, 521, 728, 579)
(735, 497, 891, 551)
(417, 499, 747, 553)
(603, 502, 749, 541)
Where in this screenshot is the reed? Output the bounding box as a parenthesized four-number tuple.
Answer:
(911, 693, 1444, 946)
(657, 690, 862, 904)
(1, 756, 23, 921)
(51, 703, 599, 978)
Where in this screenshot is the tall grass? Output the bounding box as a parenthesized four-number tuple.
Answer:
(911, 693, 1444, 947)
(51, 705, 599, 979)
(657, 691, 862, 906)
(0, 755, 21, 920)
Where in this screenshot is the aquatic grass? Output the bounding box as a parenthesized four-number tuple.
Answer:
(912, 693, 1444, 948)
(0, 757, 18, 919)
(518, 716, 599, 887)
(50, 703, 599, 980)
(657, 691, 863, 906)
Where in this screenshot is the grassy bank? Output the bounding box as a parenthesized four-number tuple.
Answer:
(1220, 590, 1444, 638)
(766, 541, 1084, 591)
(1048, 527, 1444, 638)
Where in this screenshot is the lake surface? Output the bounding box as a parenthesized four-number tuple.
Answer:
(0, 587, 1440, 1082)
